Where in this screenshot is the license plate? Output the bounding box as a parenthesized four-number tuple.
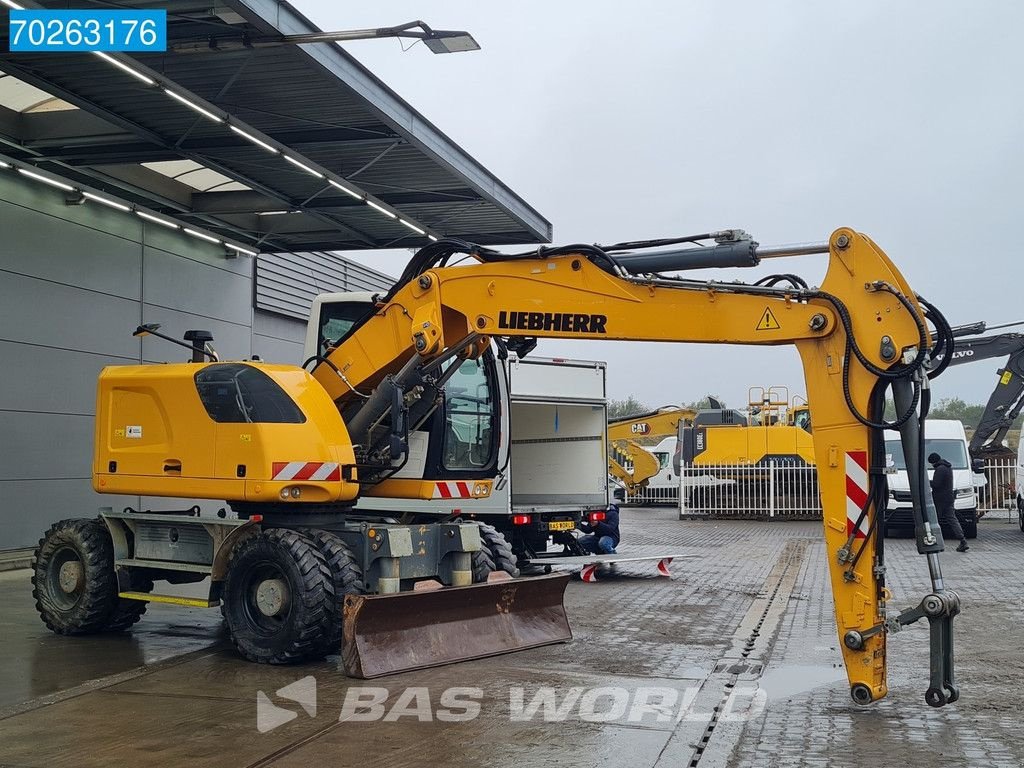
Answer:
(548, 520, 575, 531)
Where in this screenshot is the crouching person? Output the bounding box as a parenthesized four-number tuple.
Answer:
(578, 503, 621, 555)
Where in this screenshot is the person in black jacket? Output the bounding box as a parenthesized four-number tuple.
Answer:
(578, 504, 621, 555)
(928, 452, 969, 552)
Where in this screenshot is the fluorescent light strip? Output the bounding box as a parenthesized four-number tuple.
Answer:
(93, 52, 155, 86)
(328, 178, 362, 199)
(17, 167, 75, 192)
(82, 191, 131, 212)
(427, 234, 439, 242)
(226, 243, 258, 257)
(136, 210, 179, 229)
(365, 199, 397, 219)
(230, 124, 279, 154)
(398, 218, 425, 235)
(1, 1, 25, 9)
(163, 88, 223, 123)
(184, 228, 222, 244)
(0, 160, 10, 169)
(283, 155, 324, 179)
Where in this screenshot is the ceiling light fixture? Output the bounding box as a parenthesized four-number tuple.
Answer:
(365, 199, 397, 219)
(82, 191, 132, 212)
(93, 52, 156, 86)
(163, 88, 224, 123)
(17, 167, 75, 192)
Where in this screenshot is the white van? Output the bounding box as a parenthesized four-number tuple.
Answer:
(884, 419, 978, 539)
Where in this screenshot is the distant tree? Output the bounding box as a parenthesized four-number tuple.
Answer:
(607, 396, 650, 419)
(928, 397, 986, 426)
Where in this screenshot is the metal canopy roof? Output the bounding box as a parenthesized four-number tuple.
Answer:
(0, 0, 552, 253)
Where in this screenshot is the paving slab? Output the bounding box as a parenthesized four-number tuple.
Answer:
(0, 510, 1020, 768)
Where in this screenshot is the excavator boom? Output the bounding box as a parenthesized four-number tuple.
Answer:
(315, 227, 960, 707)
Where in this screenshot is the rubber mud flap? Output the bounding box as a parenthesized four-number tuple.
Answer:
(341, 573, 572, 678)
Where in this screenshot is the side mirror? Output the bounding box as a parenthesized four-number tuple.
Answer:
(971, 458, 986, 473)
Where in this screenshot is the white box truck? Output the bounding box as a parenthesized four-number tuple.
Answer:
(884, 419, 980, 539)
(357, 354, 609, 563)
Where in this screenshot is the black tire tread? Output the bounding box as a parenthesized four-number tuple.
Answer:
(223, 527, 336, 664)
(472, 523, 519, 582)
(32, 518, 118, 635)
(105, 574, 153, 631)
(305, 529, 364, 649)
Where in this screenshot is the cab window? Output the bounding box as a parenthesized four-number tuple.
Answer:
(195, 364, 305, 424)
(442, 358, 497, 470)
(317, 302, 373, 357)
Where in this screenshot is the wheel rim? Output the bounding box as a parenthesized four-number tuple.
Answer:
(47, 545, 85, 611)
(240, 560, 293, 635)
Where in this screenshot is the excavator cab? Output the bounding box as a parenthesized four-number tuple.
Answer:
(306, 293, 505, 496)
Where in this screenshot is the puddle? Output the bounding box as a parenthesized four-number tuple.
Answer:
(758, 663, 846, 702)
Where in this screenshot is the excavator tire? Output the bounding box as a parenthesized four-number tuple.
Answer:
(305, 529, 365, 650)
(104, 573, 153, 631)
(472, 523, 519, 582)
(222, 528, 336, 664)
(33, 518, 119, 635)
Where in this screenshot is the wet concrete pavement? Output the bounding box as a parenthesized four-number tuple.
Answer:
(1, 510, 1022, 767)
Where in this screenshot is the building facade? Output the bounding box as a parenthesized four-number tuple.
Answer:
(0, 172, 392, 550)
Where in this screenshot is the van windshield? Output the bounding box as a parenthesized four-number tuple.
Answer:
(884, 439, 969, 470)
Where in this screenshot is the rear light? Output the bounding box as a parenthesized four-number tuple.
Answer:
(512, 514, 532, 525)
(589, 511, 606, 523)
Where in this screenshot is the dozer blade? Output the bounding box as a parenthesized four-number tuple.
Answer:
(342, 573, 572, 678)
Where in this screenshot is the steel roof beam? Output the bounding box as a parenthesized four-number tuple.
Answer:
(0, 57, 380, 248)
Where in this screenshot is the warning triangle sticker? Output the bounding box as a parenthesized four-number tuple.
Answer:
(756, 307, 781, 331)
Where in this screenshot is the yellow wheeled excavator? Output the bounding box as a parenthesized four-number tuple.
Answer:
(607, 406, 695, 492)
(34, 227, 960, 707)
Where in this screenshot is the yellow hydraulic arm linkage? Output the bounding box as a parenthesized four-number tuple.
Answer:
(315, 227, 960, 707)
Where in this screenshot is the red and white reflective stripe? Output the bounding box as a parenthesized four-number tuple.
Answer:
(580, 564, 598, 583)
(433, 481, 473, 499)
(845, 450, 870, 539)
(656, 557, 673, 577)
(271, 462, 341, 482)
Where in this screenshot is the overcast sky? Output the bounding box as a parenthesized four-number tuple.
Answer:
(301, 0, 1022, 410)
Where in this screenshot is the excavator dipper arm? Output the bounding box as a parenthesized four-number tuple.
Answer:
(315, 227, 958, 707)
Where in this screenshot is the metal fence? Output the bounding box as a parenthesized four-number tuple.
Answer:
(976, 459, 1019, 520)
(666, 458, 1020, 522)
(677, 462, 821, 520)
(625, 484, 679, 505)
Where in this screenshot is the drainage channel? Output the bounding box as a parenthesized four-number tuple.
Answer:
(681, 539, 808, 768)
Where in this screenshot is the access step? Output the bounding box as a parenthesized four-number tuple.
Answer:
(118, 591, 220, 608)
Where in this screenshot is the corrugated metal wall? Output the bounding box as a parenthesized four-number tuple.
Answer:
(256, 251, 393, 321)
(0, 174, 392, 550)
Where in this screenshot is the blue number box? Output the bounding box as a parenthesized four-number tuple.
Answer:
(8, 10, 167, 53)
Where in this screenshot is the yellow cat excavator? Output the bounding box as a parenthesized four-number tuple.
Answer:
(607, 406, 695, 492)
(34, 227, 960, 707)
